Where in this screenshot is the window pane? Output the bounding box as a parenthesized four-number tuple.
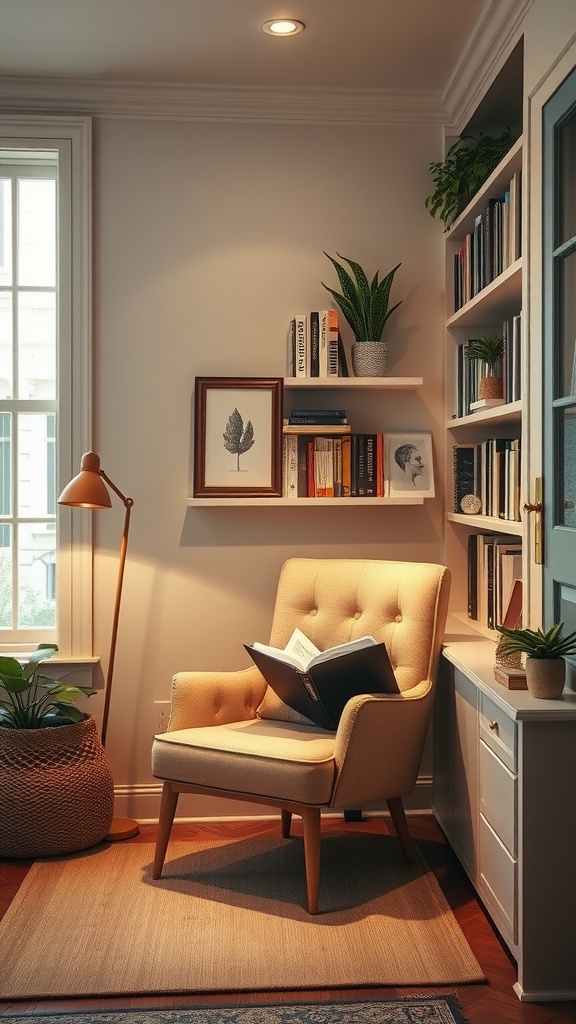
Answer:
(0, 411, 11, 514)
(0, 292, 12, 399)
(558, 108, 576, 245)
(17, 522, 56, 628)
(560, 405, 576, 527)
(0, 523, 12, 628)
(0, 178, 12, 287)
(17, 413, 56, 518)
(17, 179, 56, 287)
(558, 247, 576, 398)
(18, 291, 56, 399)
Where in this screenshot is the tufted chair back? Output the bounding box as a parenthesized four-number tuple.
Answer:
(268, 557, 448, 693)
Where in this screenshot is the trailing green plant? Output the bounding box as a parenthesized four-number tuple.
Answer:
(425, 129, 518, 230)
(0, 644, 96, 729)
(465, 333, 504, 370)
(495, 622, 576, 660)
(322, 252, 402, 343)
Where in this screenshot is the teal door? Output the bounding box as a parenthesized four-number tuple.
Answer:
(542, 67, 576, 686)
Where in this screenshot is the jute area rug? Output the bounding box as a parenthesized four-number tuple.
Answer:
(0, 999, 470, 1024)
(0, 834, 484, 999)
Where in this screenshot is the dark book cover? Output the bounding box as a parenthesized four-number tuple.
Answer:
(245, 641, 399, 730)
(467, 533, 478, 619)
(453, 445, 476, 513)
(337, 332, 349, 376)
(356, 434, 368, 496)
(309, 312, 320, 378)
(365, 434, 377, 496)
(297, 435, 309, 497)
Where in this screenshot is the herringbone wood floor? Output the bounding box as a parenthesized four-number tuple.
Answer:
(1, 814, 575, 1022)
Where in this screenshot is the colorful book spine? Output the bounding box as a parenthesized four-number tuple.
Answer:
(295, 315, 308, 377)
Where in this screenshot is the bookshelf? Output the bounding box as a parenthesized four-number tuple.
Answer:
(443, 135, 525, 640)
(189, 375, 425, 506)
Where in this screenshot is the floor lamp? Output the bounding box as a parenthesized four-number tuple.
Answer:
(58, 451, 140, 841)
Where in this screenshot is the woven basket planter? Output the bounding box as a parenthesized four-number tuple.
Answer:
(0, 715, 114, 858)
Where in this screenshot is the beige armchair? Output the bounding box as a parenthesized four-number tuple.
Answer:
(151, 557, 450, 913)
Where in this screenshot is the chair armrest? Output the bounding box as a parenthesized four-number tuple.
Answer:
(168, 666, 267, 730)
(330, 681, 433, 809)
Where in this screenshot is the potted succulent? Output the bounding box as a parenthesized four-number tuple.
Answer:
(0, 644, 114, 857)
(466, 333, 505, 400)
(495, 622, 576, 699)
(425, 128, 518, 231)
(322, 252, 402, 377)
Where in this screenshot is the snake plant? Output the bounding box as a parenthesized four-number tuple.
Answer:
(321, 252, 402, 343)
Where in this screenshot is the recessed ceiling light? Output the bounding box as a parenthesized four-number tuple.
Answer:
(261, 19, 305, 36)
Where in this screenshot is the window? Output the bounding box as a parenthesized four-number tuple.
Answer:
(0, 117, 92, 657)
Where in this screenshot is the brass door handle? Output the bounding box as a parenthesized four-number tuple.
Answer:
(524, 478, 543, 565)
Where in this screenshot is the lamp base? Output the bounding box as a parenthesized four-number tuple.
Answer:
(105, 816, 140, 842)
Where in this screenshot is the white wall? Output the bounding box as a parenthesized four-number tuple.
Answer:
(523, 0, 576, 95)
(89, 116, 446, 819)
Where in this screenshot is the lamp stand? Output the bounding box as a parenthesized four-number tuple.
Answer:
(98, 471, 139, 842)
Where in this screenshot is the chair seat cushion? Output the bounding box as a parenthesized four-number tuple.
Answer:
(152, 718, 336, 805)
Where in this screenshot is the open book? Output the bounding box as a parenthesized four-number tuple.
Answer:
(245, 627, 399, 730)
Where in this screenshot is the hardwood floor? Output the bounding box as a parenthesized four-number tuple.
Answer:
(1, 814, 575, 1023)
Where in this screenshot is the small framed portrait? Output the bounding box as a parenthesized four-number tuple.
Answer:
(193, 377, 284, 497)
(385, 432, 435, 498)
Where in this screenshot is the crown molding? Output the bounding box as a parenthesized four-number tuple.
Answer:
(444, 0, 534, 132)
(0, 76, 449, 126)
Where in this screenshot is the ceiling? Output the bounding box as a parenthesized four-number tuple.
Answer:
(0, 0, 488, 94)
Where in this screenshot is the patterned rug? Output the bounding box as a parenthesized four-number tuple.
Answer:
(0, 997, 470, 1023)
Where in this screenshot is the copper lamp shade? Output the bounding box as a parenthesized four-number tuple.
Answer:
(58, 452, 112, 509)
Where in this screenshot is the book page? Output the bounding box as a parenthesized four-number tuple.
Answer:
(310, 635, 377, 666)
(250, 627, 320, 670)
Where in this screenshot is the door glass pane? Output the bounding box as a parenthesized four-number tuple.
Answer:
(17, 522, 56, 628)
(558, 248, 576, 398)
(0, 178, 12, 286)
(0, 292, 12, 398)
(18, 291, 56, 399)
(17, 413, 56, 518)
(558, 109, 576, 244)
(17, 179, 56, 287)
(559, 406, 576, 527)
(0, 522, 12, 628)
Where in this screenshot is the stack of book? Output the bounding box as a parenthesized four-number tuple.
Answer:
(286, 311, 348, 378)
(282, 416, 385, 498)
(453, 439, 521, 521)
(468, 532, 522, 630)
(453, 312, 522, 417)
(453, 169, 521, 312)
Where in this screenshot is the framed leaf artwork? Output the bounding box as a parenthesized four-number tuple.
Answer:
(193, 377, 283, 497)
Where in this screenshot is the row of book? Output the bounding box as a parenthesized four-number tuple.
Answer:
(468, 532, 522, 630)
(282, 427, 386, 498)
(452, 313, 522, 418)
(453, 169, 521, 311)
(453, 438, 521, 521)
(286, 311, 348, 378)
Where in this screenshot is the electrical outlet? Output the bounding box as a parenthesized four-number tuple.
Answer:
(154, 700, 171, 734)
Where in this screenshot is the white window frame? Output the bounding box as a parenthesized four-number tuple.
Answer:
(0, 116, 92, 659)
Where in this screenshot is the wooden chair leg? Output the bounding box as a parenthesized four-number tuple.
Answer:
(386, 796, 416, 863)
(152, 782, 179, 879)
(301, 806, 321, 914)
(281, 808, 292, 838)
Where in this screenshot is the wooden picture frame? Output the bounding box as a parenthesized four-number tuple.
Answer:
(385, 432, 435, 498)
(193, 377, 283, 497)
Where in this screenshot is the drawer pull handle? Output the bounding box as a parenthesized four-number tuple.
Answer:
(488, 721, 499, 732)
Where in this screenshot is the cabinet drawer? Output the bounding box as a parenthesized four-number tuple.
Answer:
(480, 740, 517, 855)
(479, 814, 517, 945)
(479, 693, 516, 771)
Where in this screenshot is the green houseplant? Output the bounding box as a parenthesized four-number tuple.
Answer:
(425, 129, 518, 230)
(0, 643, 114, 857)
(466, 332, 505, 400)
(322, 252, 402, 377)
(0, 643, 96, 728)
(496, 622, 576, 699)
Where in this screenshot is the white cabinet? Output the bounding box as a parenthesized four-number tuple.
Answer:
(433, 641, 576, 1001)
